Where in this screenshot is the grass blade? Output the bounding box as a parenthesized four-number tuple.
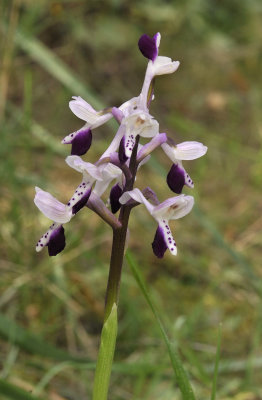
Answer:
(14, 29, 102, 109)
(0, 312, 90, 364)
(126, 250, 196, 400)
(0, 379, 45, 400)
(211, 324, 222, 400)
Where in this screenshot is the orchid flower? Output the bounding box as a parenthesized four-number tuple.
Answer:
(35, 158, 103, 255)
(119, 111, 159, 160)
(119, 188, 194, 258)
(34, 188, 72, 255)
(162, 141, 208, 193)
(138, 33, 180, 110)
(93, 162, 123, 198)
(62, 96, 113, 156)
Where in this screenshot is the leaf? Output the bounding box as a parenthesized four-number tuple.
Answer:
(211, 324, 222, 400)
(92, 303, 118, 400)
(0, 312, 90, 364)
(0, 379, 45, 400)
(15, 29, 102, 110)
(126, 251, 196, 400)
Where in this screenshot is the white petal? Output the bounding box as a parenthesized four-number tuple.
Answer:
(101, 163, 122, 180)
(174, 141, 208, 160)
(119, 188, 154, 214)
(67, 182, 92, 208)
(184, 167, 194, 189)
(140, 118, 159, 138)
(119, 96, 141, 116)
(61, 124, 89, 144)
(93, 163, 122, 197)
(123, 111, 159, 139)
(153, 57, 180, 76)
(155, 32, 161, 48)
(123, 133, 136, 158)
(34, 188, 72, 223)
(159, 220, 177, 256)
(69, 96, 112, 127)
(153, 194, 194, 221)
(66, 156, 103, 180)
(161, 142, 177, 163)
(69, 97, 98, 122)
(93, 180, 111, 197)
(36, 222, 61, 252)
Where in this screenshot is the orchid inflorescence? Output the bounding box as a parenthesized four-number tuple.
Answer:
(34, 33, 207, 259)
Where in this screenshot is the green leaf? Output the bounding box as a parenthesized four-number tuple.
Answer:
(211, 324, 222, 400)
(126, 251, 196, 400)
(14, 29, 102, 110)
(0, 312, 90, 364)
(0, 379, 45, 400)
(92, 303, 118, 400)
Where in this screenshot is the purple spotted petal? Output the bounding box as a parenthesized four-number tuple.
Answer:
(152, 225, 167, 258)
(71, 128, 92, 156)
(72, 188, 92, 215)
(110, 184, 123, 214)
(48, 226, 66, 256)
(167, 164, 185, 194)
(118, 136, 128, 163)
(138, 34, 159, 61)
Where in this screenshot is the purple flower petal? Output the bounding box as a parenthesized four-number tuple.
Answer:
(119, 136, 128, 163)
(72, 188, 92, 214)
(71, 128, 92, 156)
(110, 184, 123, 214)
(48, 225, 66, 256)
(138, 34, 159, 61)
(167, 164, 185, 194)
(152, 224, 167, 258)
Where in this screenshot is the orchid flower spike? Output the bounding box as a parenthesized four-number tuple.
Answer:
(162, 141, 208, 194)
(119, 188, 194, 258)
(62, 96, 113, 156)
(34, 32, 207, 260)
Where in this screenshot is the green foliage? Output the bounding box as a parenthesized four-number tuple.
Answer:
(126, 251, 196, 400)
(92, 304, 118, 400)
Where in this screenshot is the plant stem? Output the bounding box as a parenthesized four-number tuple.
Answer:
(92, 137, 139, 400)
(104, 135, 139, 320)
(104, 205, 131, 320)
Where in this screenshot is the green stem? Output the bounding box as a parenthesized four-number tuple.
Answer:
(92, 137, 139, 400)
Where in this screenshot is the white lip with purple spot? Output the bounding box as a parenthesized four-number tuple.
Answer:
(36, 222, 61, 252)
(122, 112, 159, 157)
(119, 188, 194, 256)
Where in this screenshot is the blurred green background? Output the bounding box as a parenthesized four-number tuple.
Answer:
(1, 0, 262, 399)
